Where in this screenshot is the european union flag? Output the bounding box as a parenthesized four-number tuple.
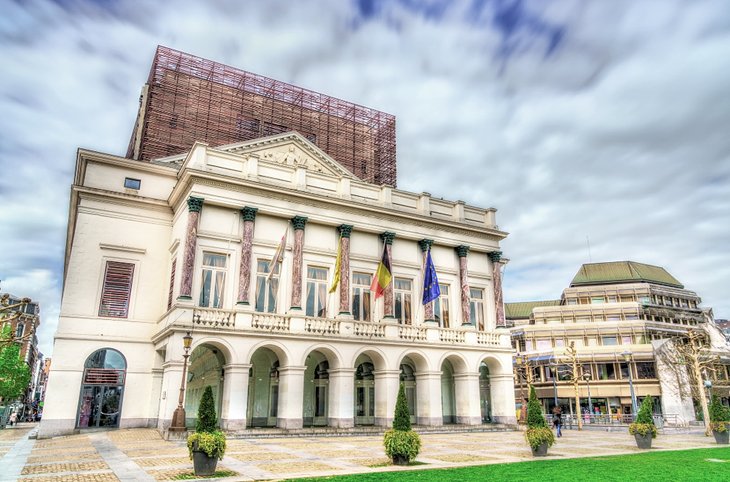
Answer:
(422, 249, 440, 305)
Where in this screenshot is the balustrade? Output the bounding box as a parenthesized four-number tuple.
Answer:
(193, 308, 235, 328)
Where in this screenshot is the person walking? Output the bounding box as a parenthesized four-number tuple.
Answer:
(552, 405, 563, 438)
(8, 411, 17, 426)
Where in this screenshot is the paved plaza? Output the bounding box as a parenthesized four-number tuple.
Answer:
(0, 423, 723, 481)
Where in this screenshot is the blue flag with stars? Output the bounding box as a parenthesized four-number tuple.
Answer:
(422, 249, 440, 305)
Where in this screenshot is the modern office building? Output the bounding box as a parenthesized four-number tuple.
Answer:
(39, 48, 515, 438)
(507, 261, 730, 423)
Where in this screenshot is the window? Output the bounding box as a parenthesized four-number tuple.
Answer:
(536, 339, 552, 350)
(621, 335, 633, 345)
(554, 339, 565, 348)
(597, 363, 617, 380)
(638, 296, 650, 304)
(434, 284, 450, 328)
(591, 297, 605, 304)
(16, 323, 24, 338)
(602, 336, 618, 346)
(394, 278, 413, 325)
(566, 298, 578, 305)
(124, 177, 141, 190)
(352, 272, 372, 321)
(636, 362, 656, 379)
(469, 288, 485, 330)
(199, 253, 226, 308)
(167, 258, 176, 310)
(306, 267, 328, 317)
(255, 260, 279, 313)
(99, 261, 135, 318)
(607, 296, 617, 303)
(619, 362, 631, 379)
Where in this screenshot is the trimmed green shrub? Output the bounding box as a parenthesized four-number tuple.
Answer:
(393, 383, 411, 431)
(526, 427, 555, 450)
(527, 385, 547, 428)
(708, 394, 730, 433)
(187, 431, 226, 460)
(196, 386, 218, 433)
(629, 395, 657, 439)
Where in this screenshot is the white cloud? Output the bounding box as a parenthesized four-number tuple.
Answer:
(1, 0, 729, 357)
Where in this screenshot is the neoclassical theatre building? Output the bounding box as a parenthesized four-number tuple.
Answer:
(39, 48, 515, 438)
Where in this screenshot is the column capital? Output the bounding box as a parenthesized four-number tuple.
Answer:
(418, 239, 434, 252)
(187, 196, 204, 212)
(338, 224, 353, 238)
(380, 231, 396, 245)
(488, 251, 503, 263)
(456, 245, 470, 258)
(291, 215, 308, 230)
(240, 206, 258, 222)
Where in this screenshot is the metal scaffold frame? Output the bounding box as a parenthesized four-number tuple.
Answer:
(127, 46, 397, 186)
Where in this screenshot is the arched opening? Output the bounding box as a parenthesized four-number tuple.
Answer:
(303, 351, 330, 427)
(354, 355, 375, 425)
(247, 348, 280, 427)
(77, 348, 126, 429)
(185, 345, 226, 427)
(441, 359, 456, 424)
(400, 358, 417, 424)
(479, 361, 492, 423)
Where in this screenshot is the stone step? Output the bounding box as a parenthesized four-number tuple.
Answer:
(225, 423, 517, 439)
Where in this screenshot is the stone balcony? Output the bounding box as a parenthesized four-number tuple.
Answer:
(154, 303, 512, 350)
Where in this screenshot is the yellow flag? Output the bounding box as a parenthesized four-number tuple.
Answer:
(329, 238, 342, 294)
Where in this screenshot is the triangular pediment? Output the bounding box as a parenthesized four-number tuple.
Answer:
(219, 132, 357, 180)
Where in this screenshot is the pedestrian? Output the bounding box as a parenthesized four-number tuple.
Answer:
(9, 411, 17, 426)
(552, 405, 562, 437)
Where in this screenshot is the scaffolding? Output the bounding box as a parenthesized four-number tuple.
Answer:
(127, 46, 397, 186)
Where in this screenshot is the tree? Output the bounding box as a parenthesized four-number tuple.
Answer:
(527, 385, 546, 428)
(383, 383, 421, 464)
(0, 326, 31, 402)
(195, 385, 218, 433)
(393, 382, 411, 431)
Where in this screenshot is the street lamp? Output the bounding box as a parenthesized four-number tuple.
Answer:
(549, 360, 558, 408)
(583, 371, 593, 415)
(622, 351, 638, 419)
(169, 331, 193, 432)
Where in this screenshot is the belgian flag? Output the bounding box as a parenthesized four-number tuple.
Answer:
(370, 245, 392, 299)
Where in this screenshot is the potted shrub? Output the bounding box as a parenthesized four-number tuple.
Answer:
(629, 395, 657, 449)
(383, 383, 421, 465)
(187, 386, 226, 476)
(708, 394, 730, 445)
(525, 385, 555, 456)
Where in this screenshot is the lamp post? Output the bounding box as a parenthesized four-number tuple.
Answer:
(169, 331, 193, 432)
(583, 371, 593, 415)
(622, 351, 638, 419)
(550, 361, 558, 409)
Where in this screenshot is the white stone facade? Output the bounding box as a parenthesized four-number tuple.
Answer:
(39, 133, 515, 438)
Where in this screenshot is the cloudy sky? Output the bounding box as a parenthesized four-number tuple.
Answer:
(2, 0, 729, 357)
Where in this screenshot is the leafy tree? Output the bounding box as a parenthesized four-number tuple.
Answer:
(527, 385, 547, 428)
(393, 382, 411, 431)
(195, 385, 218, 433)
(0, 326, 30, 402)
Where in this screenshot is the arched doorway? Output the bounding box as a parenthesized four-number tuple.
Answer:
(441, 360, 456, 424)
(400, 359, 417, 424)
(479, 361, 492, 423)
(247, 348, 280, 427)
(77, 348, 126, 428)
(354, 357, 375, 425)
(303, 351, 329, 427)
(185, 345, 225, 427)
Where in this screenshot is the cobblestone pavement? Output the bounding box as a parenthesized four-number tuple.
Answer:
(1, 423, 725, 481)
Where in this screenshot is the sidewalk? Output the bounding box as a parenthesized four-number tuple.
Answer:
(0, 423, 724, 481)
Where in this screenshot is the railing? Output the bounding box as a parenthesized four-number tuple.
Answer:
(398, 325, 427, 341)
(476, 332, 501, 346)
(305, 317, 340, 335)
(251, 313, 290, 332)
(193, 308, 235, 328)
(353, 321, 386, 338)
(439, 328, 466, 344)
(556, 413, 670, 429)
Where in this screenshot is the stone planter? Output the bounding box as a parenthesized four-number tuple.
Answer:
(712, 430, 729, 445)
(192, 450, 218, 476)
(634, 433, 652, 449)
(531, 442, 549, 456)
(392, 454, 409, 466)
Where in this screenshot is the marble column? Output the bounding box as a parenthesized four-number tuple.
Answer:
(338, 224, 353, 315)
(456, 245, 471, 326)
(237, 207, 258, 305)
(381, 231, 396, 319)
(290, 216, 308, 310)
(179, 196, 204, 299)
(220, 364, 251, 430)
(489, 251, 506, 328)
(418, 239, 435, 322)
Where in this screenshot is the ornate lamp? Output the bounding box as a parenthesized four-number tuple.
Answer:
(169, 331, 193, 432)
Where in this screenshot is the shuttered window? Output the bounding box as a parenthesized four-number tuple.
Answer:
(99, 261, 135, 318)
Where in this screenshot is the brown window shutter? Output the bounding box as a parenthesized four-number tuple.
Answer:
(99, 261, 135, 318)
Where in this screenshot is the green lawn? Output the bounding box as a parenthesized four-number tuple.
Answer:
(291, 447, 730, 482)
